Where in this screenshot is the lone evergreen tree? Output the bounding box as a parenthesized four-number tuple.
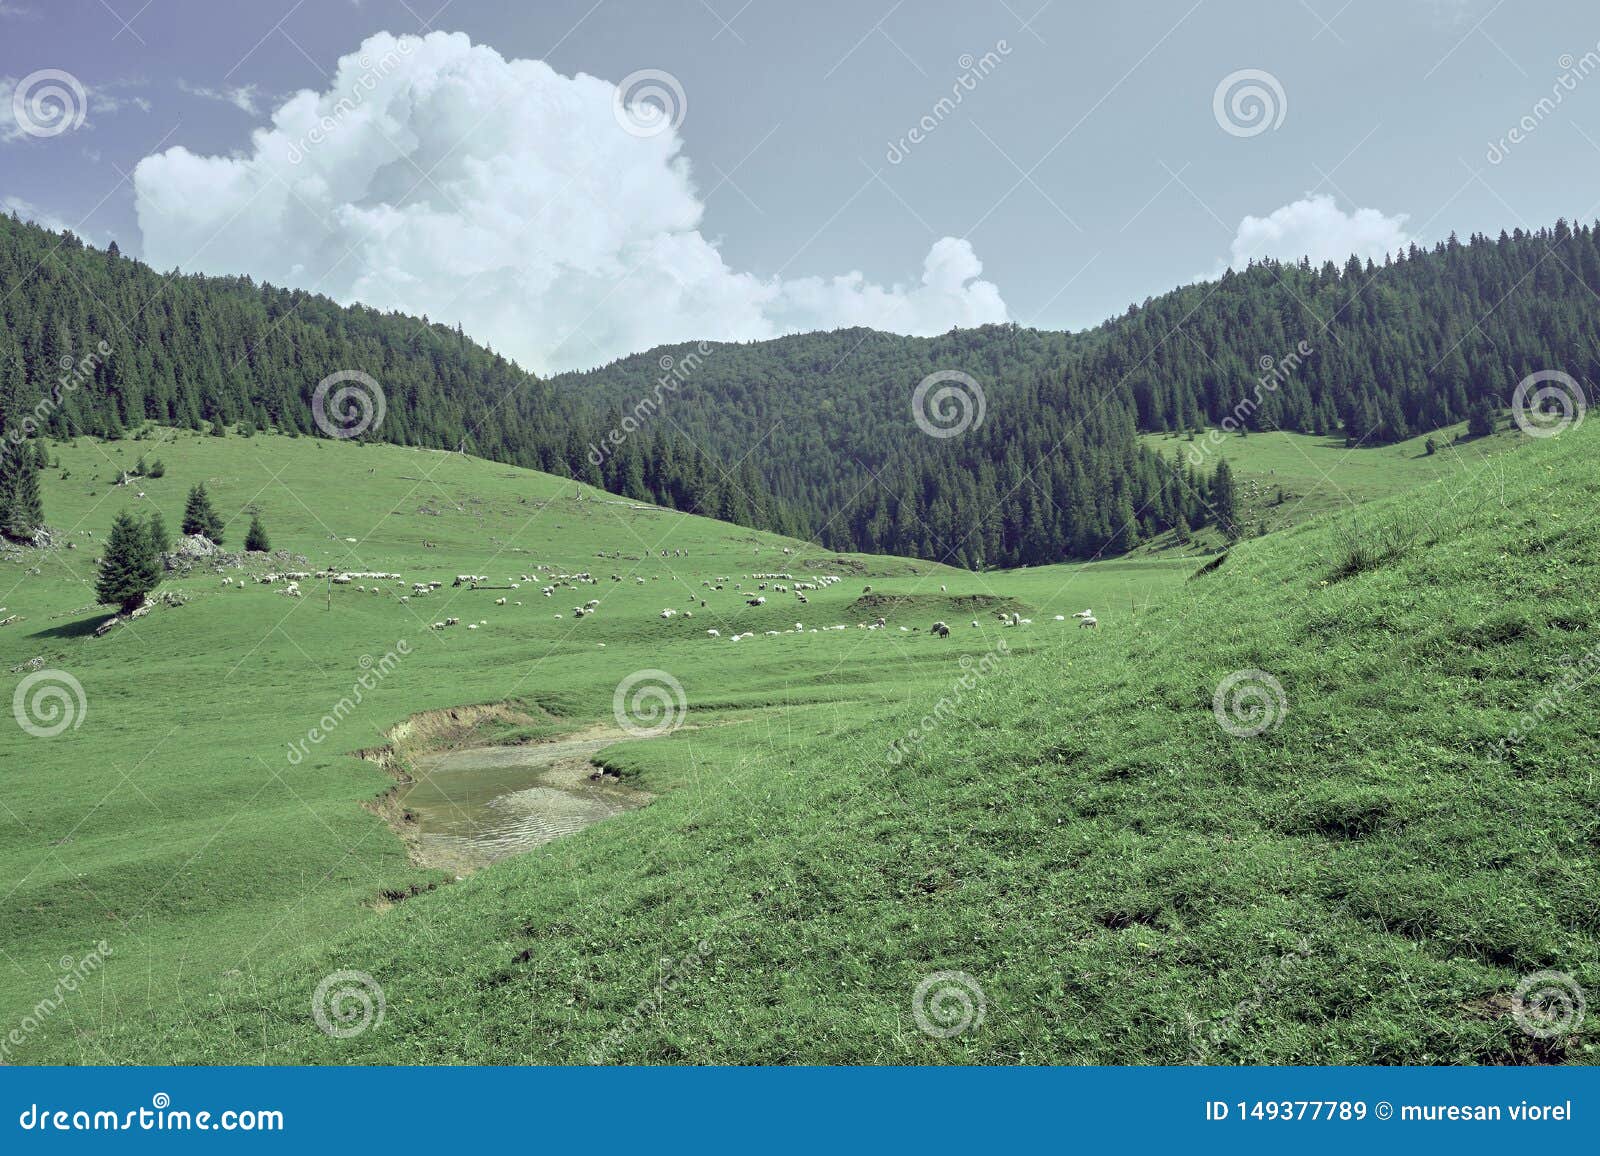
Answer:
(0, 442, 44, 542)
(244, 513, 270, 552)
(146, 509, 171, 555)
(1467, 400, 1497, 439)
(96, 510, 162, 613)
(182, 483, 224, 543)
(1210, 458, 1240, 542)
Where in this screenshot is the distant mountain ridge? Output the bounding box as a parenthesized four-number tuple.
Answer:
(10, 211, 1596, 568)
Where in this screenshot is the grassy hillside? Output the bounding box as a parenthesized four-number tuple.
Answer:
(0, 426, 1185, 1063)
(1138, 421, 1523, 549)
(18, 414, 1591, 1065)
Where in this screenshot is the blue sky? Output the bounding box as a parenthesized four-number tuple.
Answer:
(2, 0, 1597, 371)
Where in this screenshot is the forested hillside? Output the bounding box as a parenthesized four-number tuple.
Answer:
(9, 214, 1596, 569)
(0, 213, 1222, 567)
(0, 214, 798, 537)
(1105, 219, 1600, 440)
(554, 220, 1600, 564)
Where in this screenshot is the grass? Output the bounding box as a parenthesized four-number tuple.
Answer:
(4, 417, 1593, 1065)
(0, 426, 1184, 1064)
(1138, 421, 1521, 548)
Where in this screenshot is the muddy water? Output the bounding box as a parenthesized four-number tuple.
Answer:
(397, 728, 650, 873)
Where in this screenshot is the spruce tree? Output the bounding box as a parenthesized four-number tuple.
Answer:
(244, 513, 270, 552)
(1211, 459, 1239, 542)
(182, 483, 225, 543)
(146, 509, 171, 555)
(0, 441, 44, 541)
(96, 510, 162, 613)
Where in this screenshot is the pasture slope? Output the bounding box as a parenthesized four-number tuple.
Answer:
(0, 426, 1180, 1063)
(3, 419, 1594, 1064)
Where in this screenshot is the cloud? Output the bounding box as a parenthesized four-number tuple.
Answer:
(179, 81, 263, 115)
(1222, 194, 1409, 271)
(132, 30, 1008, 373)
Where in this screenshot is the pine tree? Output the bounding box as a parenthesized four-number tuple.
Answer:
(182, 483, 225, 543)
(244, 513, 270, 552)
(0, 441, 44, 541)
(96, 510, 162, 613)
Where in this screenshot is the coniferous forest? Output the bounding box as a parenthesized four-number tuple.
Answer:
(5, 212, 1599, 566)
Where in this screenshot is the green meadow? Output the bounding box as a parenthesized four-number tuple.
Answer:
(0, 417, 1593, 1064)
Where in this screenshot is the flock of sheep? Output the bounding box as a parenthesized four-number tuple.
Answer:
(215, 556, 1102, 643)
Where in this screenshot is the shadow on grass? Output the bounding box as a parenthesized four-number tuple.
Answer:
(27, 614, 115, 641)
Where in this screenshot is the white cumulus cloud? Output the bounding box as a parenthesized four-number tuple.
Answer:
(1223, 194, 1410, 270)
(133, 30, 1008, 373)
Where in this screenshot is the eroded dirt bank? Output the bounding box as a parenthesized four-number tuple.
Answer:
(358, 707, 651, 875)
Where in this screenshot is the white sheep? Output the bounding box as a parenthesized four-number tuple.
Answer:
(495, 597, 507, 606)
(706, 629, 720, 637)
(1079, 615, 1098, 629)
